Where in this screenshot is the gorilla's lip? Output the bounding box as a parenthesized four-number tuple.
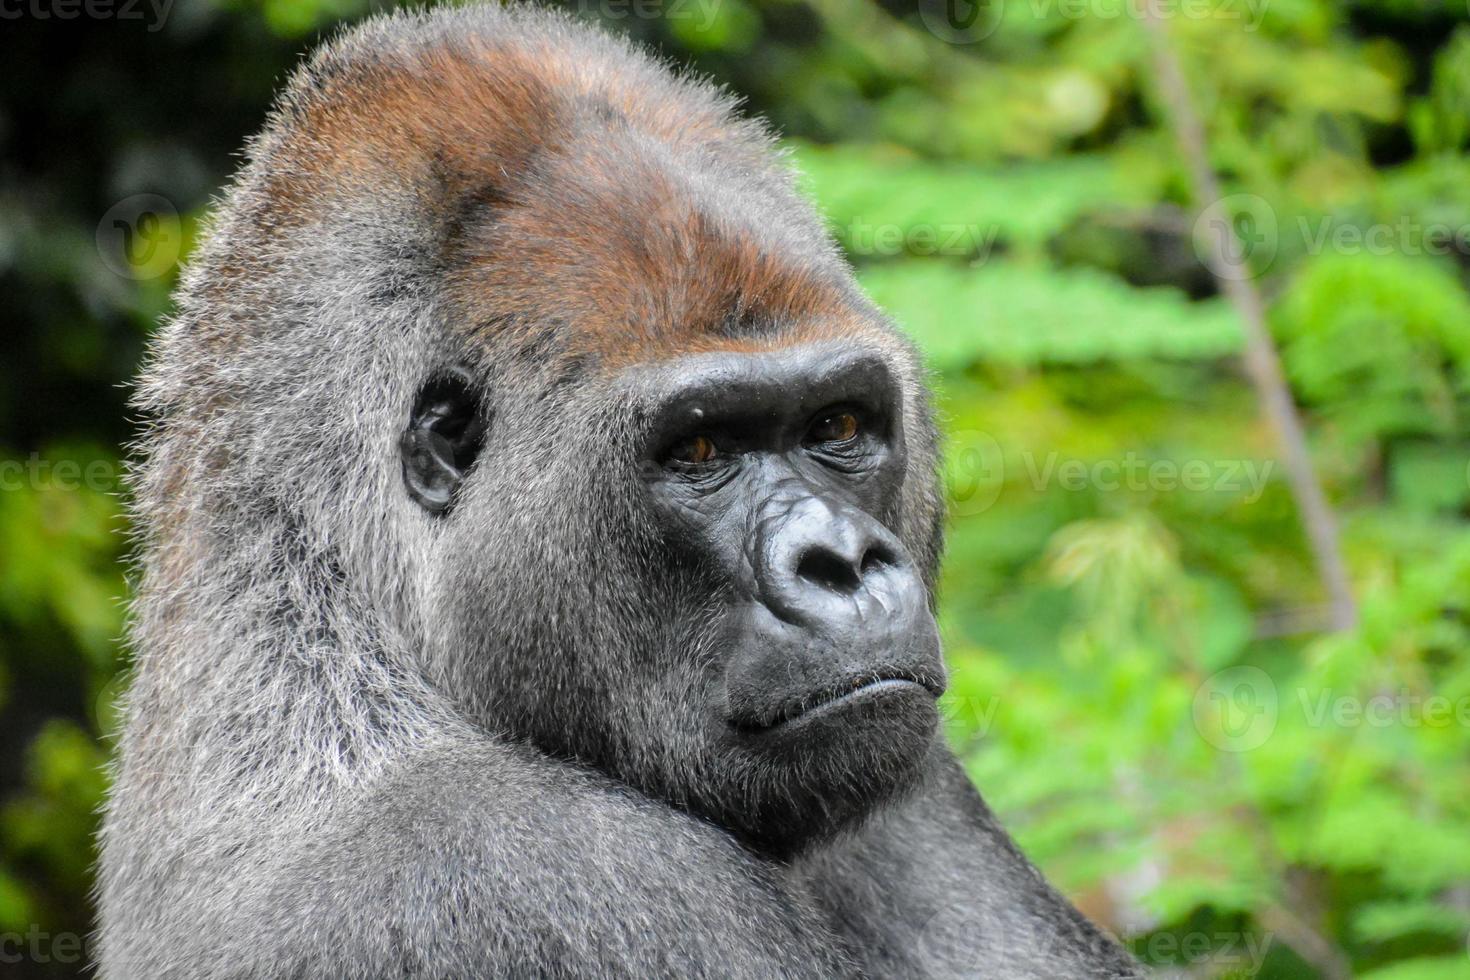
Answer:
(741, 670, 941, 732)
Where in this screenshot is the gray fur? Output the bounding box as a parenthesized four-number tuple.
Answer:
(97, 5, 1142, 977)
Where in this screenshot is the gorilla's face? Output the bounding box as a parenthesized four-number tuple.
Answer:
(406, 333, 945, 854)
(632, 342, 945, 845)
(392, 102, 947, 850)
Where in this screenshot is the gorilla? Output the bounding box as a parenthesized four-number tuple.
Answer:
(97, 6, 1142, 978)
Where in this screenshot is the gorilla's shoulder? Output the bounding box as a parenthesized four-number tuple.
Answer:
(342, 738, 747, 860)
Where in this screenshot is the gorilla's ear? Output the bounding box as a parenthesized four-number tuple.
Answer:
(400, 368, 487, 515)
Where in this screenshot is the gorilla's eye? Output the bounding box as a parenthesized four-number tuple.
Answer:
(668, 434, 718, 466)
(400, 368, 487, 516)
(807, 410, 860, 445)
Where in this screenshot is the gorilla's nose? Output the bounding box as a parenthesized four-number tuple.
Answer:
(756, 496, 913, 628)
(725, 494, 942, 733)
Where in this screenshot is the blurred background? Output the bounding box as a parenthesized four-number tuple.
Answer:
(5, 0, 1470, 976)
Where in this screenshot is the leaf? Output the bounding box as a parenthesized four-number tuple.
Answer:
(1358, 957, 1470, 980)
(789, 144, 1155, 257)
(1273, 251, 1470, 442)
(859, 260, 1243, 370)
(1352, 900, 1470, 944)
(1389, 443, 1470, 515)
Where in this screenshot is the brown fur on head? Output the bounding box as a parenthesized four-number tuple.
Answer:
(249, 7, 881, 372)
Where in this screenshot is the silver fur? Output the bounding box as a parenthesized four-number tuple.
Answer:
(98, 6, 1142, 977)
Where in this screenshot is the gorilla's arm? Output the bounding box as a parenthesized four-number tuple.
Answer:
(801, 746, 1144, 979)
(118, 740, 853, 980)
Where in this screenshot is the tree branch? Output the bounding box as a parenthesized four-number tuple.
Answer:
(1140, 3, 1357, 632)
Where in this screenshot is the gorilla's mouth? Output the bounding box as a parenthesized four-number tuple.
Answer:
(742, 669, 942, 732)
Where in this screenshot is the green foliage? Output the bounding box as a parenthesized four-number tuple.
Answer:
(1359, 957, 1470, 980)
(795, 1, 1470, 974)
(793, 145, 1158, 257)
(1412, 27, 1470, 155)
(861, 260, 1242, 368)
(6, 0, 1470, 977)
(0, 452, 126, 664)
(1, 721, 110, 929)
(1274, 252, 1470, 444)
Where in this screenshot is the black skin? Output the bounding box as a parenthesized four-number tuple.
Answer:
(407, 345, 944, 855)
(393, 343, 1141, 976)
(636, 346, 946, 853)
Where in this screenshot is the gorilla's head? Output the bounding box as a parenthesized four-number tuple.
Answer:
(413, 330, 945, 852)
(185, 10, 948, 856)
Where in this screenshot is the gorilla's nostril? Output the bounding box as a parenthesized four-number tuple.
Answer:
(795, 548, 862, 593)
(860, 543, 896, 575)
